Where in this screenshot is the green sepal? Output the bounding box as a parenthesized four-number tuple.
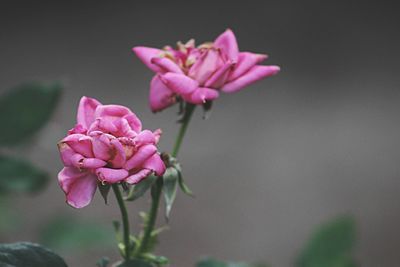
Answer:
(162, 167, 179, 220)
(125, 175, 157, 201)
(98, 183, 111, 204)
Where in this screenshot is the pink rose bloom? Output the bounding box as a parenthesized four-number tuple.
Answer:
(133, 29, 280, 112)
(57, 96, 166, 208)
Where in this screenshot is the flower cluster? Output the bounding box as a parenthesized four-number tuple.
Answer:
(57, 97, 165, 208)
(133, 29, 280, 112)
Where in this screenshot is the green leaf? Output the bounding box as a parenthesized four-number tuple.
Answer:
(0, 155, 49, 194)
(125, 175, 157, 201)
(40, 216, 113, 251)
(176, 164, 194, 197)
(98, 183, 111, 204)
(97, 257, 110, 267)
(163, 167, 179, 220)
(296, 216, 357, 267)
(0, 242, 67, 267)
(197, 258, 268, 267)
(116, 259, 155, 267)
(0, 82, 62, 146)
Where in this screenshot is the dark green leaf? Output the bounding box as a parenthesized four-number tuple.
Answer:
(96, 257, 110, 267)
(296, 216, 357, 267)
(0, 82, 62, 146)
(0, 242, 67, 267)
(163, 167, 179, 220)
(116, 259, 155, 267)
(125, 175, 157, 201)
(0, 155, 49, 194)
(99, 183, 111, 204)
(40, 216, 113, 251)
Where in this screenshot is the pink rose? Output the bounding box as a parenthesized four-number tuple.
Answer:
(57, 96, 165, 208)
(133, 29, 280, 112)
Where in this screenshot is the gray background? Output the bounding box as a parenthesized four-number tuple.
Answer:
(1, 1, 400, 266)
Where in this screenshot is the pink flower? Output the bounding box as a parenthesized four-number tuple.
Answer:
(133, 29, 280, 112)
(57, 96, 166, 208)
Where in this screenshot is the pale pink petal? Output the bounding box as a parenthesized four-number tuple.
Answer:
(125, 169, 152, 184)
(124, 144, 157, 170)
(123, 114, 142, 133)
(58, 142, 76, 166)
(62, 134, 93, 158)
(96, 168, 129, 183)
(204, 61, 235, 88)
(132, 46, 163, 72)
(188, 49, 223, 85)
(214, 29, 239, 62)
(221, 65, 280, 93)
(153, 129, 162, 144)
(228, 52, 267, 82)
(91, 133, 112, 161)
(58, 167, 98, 209)
(77, 96, 101, 129)
(149, 75, 176, 112)
(94, 105, 142, 133)
(161, 72, 199, 95)
(183, 87, 219, 104)
(80, 158, 107, 169)
(151, 57, 183, 74)
(109, 138, 126, 168)
(133, 130, 156, 146)
(142, 154, 166, 176)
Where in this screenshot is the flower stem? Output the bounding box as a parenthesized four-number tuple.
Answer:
(112, 183, 131, 260)
(136, 103, 196, 256)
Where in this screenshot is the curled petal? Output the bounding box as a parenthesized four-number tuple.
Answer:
(188, 49, 222, 85)
(183, 87, 219, 104)
(58, 167, 98, 209)
(77, 96, 101, 129)
(151, 57, 183, 74)
(133, 130, 156, 146)
(149, 75, 176, 112)
(221, 65, 280, 93)
(142, 154, 166, 176)
(124, 144, 157, 170)
(153, 129, 162, 144)
(161, 73, 199, 95)
(125, 169, 152, 184)
(95, 105, 142, 133)
(204, 61, 235, 88)
(132, 46, 164, 72)
(91, 132, 112, 161)
(80, 158, 107, 169)
(62, 134, 93, 158)
(96, 168, 129, 183)
(228, 52, 268, 82)
(58, 142, 76, 166)
(109, 138, 126, 168)
(214, 29, 239, 62)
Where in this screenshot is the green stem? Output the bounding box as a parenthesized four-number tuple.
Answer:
(136, 103, 196, 256)
(112, 184, 131, 260)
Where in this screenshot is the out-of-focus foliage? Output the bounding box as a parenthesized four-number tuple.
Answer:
(0, 82, 62, 146)
(197, 258, 269, 267)
(39, 216, 114, 252)
(296, 216, 357, 267)
(0, 242, 67, 267)
(0, 155, 49, 194)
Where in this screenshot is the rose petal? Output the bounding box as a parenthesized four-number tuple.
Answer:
(77, 96, 101, 129)
(58, 167, 98, 209)
(125, 169, 152, 184)
(228, 52, 268, 82)
(133, 130, 156, 146)
(142, 154, 166, 176)
(221, 65, 280, 93)
(149, 75, 176, 112)
(62, 134, 93, 158)
(214, 29, 239, 62)
(204, 61, 235, 88)
(161, 72, 199, 95)
(183, 87, 219, 104)
(188, 49, 222, 85)
(96, 168, 129, 183)
(124, 144, 157, 170)
(132, 46, 164, 72)
(151, 57, 183, 74)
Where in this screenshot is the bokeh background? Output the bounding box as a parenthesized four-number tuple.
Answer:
(1, 1, 400, 266)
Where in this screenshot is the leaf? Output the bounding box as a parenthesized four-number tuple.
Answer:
(97, 257, 110, 267)
(98, 183, 111, 204)
(125, 175, 157, 201)
(176, 165, 193, 197)
(39, 216, 113, 251)
(0, 242, 67, 267)
(0, 82, 62, 146)
(197, 258, 268, 267)
(296, 216, 357, 267)
(116, 259, 155, 267)
(163, 167, 179, 220)
(0, 155, 49, 194)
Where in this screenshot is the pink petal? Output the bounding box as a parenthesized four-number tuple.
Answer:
(123, 114, 142, 133)
(142, 154, 166, 176)
(221, 65, 280, 93)
(183, 87, 219, 104)
(161, 73, 199, 95)
(58, 142, 76, 166)
(188, 49, 223, 85)
(109, 138, 126, 168)
(153, 129, 162, 144)
(228, 52, 268, 82)
(132, 46, 163, 72)
(124, 144, 157, 170)
(95, 105, 142, 133)
(77, 96, 101, 129)
(80, 158, 107, 169)
(214, 29, 239, 62)
(125, 169, 152, 184)
(62, 134, 93, 158)
(133, 130, 156, 146)
(204, 61, 235, 88)
(91, 132, 113, 161)
(58, 167, 98, 208)
(96, 168, 129, 183)
(151, 57, 183, 74)
(149, 75, 176, 112)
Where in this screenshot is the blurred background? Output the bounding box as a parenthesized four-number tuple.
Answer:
(1, 1, 400, 266)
